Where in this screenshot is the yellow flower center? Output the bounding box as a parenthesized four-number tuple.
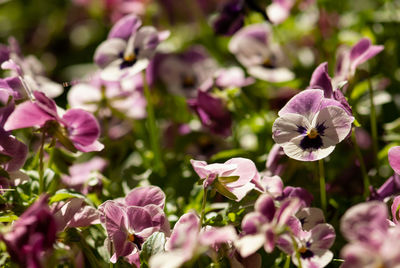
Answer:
(307, 128, 319, 139)
(128, 233, 135, 242)
(298, 247, 307, 254)
(124, 54, 136, 62)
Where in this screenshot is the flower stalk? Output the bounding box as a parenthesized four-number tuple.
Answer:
(142, 70, 164, 174)
(351, 127, 370, 198)
(38, 130, 46, 194)
(318, 159, 326, 212)
(368, 78, 379, 168)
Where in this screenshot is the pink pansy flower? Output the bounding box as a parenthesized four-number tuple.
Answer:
(1, 37, 63, 98)
(1, 195, 57, 268)
(333, 38, 384, 90)
(277, 217, 335, 268)
(229, 23, 294, 82)
(340, 201, 400, 268)
(190, 157, 264, 201)
(272, 89, 354, 161)
(94, 14, 169, 81)
(61, 157, 107, 194)
(68, 71, 146, 120)
(149, 212, 237, 268)
(4, 91, 103, 153)
(235, 194, 301, 257)
(98, 186, 169, 265)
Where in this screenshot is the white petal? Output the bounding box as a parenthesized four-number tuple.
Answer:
(272, 113, 310, 145)
(248, 66, 294, 83)
(234, 233, 266, 258)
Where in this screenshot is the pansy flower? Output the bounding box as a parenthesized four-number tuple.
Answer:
(333, 38, 384, 90)
(272, 89, 354, 161)
(157, 47, 217, 98)
(235, 194, 301, 257)
(4, 91, 103, 153)
(149, 212, 237, 268)
(190, 157, 264, 201)
(229, 23, 294, 82)
(212, 0, 245, 36)
(277, 217, 335, 268)
(99, 186, 169, 265)
(94, 14, 169, 81)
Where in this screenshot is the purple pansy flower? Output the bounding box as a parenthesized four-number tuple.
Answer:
(99, 186, 169, 264)
(235, 194, 301, 257)
(340, 201, 400, 267)
(94, 14, 169, 81)
(191, 157, 264, 201)
(4, 91, 103, 153)
(272, 89, 354, 161)
(333, 38, 384, 90)
(188, 89, 232, 137)
(149, 212, 237, 268)
(229, 23, 294, 82)
(1, 195, 57, 268)
(157, 47, 217, 98)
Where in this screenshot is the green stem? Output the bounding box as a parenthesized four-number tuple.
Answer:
(199, 188, 208, 229)
(38, 131, 46, 194)
(289, 233, 302, 268)
(142, 70, 164, 174)
(283, 255, 291, 268)
(351, 127, 370, 198)
(368, 78, 379, 168)
(318, 159, 326, 212)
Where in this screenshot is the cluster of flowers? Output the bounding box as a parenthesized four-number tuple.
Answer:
(0, 0, 396, 267)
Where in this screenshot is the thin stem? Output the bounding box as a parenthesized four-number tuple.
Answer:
(283, 255, 291, 268)
(318, 159, 326, 212)
(199, 188, 208, 229)
(142, 70, 164, 174)
(368, 78, 379, 168)
(38, 131, 46, 194)
(289, 233, 302, 268)
(351, 127, 370, 198)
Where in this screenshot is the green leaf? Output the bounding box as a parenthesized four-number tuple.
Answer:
(214, 181, 237, 200)
(218, 176, 240, 184)
(0, 214, 18, 222)
(0, 153, 11, 165)
(210, 149, 248, 162)
(140, 232, 166, 265)
(49, 189, 85, 203)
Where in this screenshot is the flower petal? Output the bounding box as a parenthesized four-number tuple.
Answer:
(125, 186, 165, 208)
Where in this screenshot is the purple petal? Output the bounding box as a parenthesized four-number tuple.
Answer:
(241, 212, 267, 234)
(103, 201, 126, 236)
(309, 62, 333, 98)
(255, 194, 276, 221)
(125, 206, 153, 233)
(0, 134, 28, 172)
(4, 102, 54, 131)
(391, 196, 400, 225)
(112, 230, 134, 262)
(349, 38, 384, 72)
(165, 212, 199, 251)
(309, 223, 335, 251)
(199, 226, 237, 247)
(278, 89, 324, 119)
(340, 201, 388, 245)
(296, 207, 325, 231)
(389, 146, 400, 175)
(108, 14, 142, 40)
(62, 109, 101, 150)
(125, 186, 165, 208)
